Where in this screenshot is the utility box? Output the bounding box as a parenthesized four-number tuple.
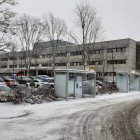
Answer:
(54, 69, 96, 100)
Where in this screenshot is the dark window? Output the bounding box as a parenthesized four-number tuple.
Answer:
(88, 61, 103, 65)
(46, 54, 52, 58)
(9, 57, 17, 60)
(56, 53, 66, 57)
(9, 65, 17, 68)
(70, 51, 82, 56)
(19, 64, 26, 68)
(55, 63, 66, 66)
(42, 63, 52, 67)
(107, 49, 113, 53)
(94, 49, 103, 54)
(1, 58, 8, 61)
(42, 54, 46, 58)
(1, 65, 7, 68)
(116, 48, 122, 52)
(70, 62, 82, 66)
(31, 64, 39, 67)
(107, 59, 126, 64)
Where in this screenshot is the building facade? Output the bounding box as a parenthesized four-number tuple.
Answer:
(0, 38, 139, 81)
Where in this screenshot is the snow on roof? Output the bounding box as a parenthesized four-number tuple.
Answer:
(55, 69, 96, 74)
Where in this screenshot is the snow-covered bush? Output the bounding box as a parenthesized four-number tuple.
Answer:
(9, 85, 56, 104)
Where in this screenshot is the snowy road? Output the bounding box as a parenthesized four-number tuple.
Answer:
(0, 92, 140, 140)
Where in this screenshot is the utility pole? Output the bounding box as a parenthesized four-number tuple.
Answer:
(112, 49, 115, 83)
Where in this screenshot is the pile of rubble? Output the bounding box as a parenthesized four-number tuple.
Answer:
(9, 85, 56, 104)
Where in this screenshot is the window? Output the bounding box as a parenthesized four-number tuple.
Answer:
(107, 47, 126, 53)
(19, 64, 26, 68)
(56, 53, 66, 57)
(94, 49, 103, 54)
(42, 54, 46, 58)
(1, 58, 8, 61)
(1, 65, 7, 68)
(33, 55, 39, 59)
(69, 73, 75, 80)
(107, 59, 126, 64)
(9, 65, 17, 68)
(31, 64, 39, 67)
(42, 63, 52, 67)
(46, 54, 52, 58)
(107, 49, 113, 53)
(70, 51, 82, 56)
(70, 62, 82, 66)
(88, 61, 103, 65)
(9, 57, 17, 60)
(116, 48, 122, 52)
(55, 63, 66, 66)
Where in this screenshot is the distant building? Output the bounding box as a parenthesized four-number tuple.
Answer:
(0, 38, 139, 81)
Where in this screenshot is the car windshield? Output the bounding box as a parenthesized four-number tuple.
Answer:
(0, 86, 11, 92)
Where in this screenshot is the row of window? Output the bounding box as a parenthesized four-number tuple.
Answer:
(107, 60, 126, 64)
(97, 72, 116, 76)
(70, 62, 82, 66)
(107, 47, 126, 53)
(88, 61, 103, 65)
(0, 47, 127, 62)
(42, 54, 52, 58)
(0, 59, 126, 68)
(42, 53, 66, 58)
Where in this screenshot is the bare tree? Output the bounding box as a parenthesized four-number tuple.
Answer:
(0, 0, 17, 52)
(15, 14, 45, 76)
(42, 13, 67, 74)
(71, 1, 101, 70)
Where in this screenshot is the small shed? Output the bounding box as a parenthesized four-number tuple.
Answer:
(116, 71, 140, 92)
(54, 69, 96, 100)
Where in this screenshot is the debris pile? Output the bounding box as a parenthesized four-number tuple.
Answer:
(9, 85, 56, 104)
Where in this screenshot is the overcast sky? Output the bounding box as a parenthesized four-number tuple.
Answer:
(14, 0, 140, 41)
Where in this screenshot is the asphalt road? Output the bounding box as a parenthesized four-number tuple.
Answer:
(60, 98, 140, 140)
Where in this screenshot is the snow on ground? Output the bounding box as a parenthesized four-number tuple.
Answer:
(0, 92, 140, 140)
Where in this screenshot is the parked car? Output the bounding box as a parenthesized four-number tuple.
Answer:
(17, 77, 32, 85)
(4, 79, 19, 88)
(42, 77, 54, 88)
(36, 75, 50, 80)
(0, 84, 12, 101)
(30, 77, 54, 88)
(30, 79, 44, 88)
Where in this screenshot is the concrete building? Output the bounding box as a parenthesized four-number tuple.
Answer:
(0, 38, 139, 81)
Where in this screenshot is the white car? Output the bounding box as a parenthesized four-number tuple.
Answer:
(41, 78, 54, 88)
(30, 77, 54, 88)
(30, 79, 44, 88)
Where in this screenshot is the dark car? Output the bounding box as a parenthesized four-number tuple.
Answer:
(17, 77, 32, 85)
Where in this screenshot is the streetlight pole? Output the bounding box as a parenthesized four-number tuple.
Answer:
(112, 49, 114, 83)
